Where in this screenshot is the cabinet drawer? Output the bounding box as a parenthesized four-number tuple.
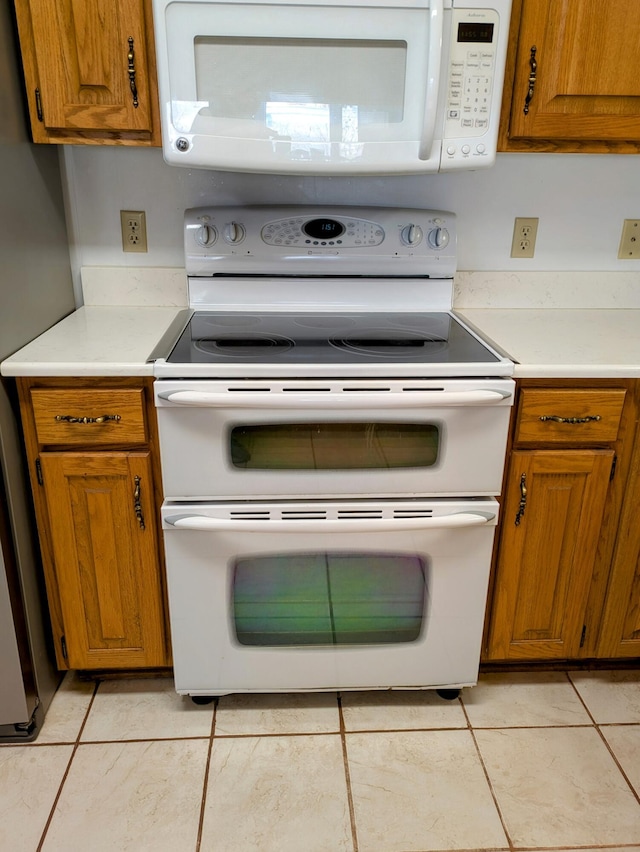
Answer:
(31, 389, 147, 446)
(515, 389, 626, 445)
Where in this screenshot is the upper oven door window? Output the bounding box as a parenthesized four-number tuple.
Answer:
(230, 422, 439, 470)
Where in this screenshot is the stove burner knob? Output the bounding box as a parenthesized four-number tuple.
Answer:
(224, 221, 246, 244)
(400, 224, 423, 246)
(427, 227, 450, 250)
(195, 224, 217, 247)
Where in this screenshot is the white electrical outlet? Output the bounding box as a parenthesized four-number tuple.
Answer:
(120, 210, 147, 253)
(618, 219, 640, 259)
(510, 217, 539, 258)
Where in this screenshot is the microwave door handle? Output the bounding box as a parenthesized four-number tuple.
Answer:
(418, 0, 444, 160)
(157, 389, 511, 408)
(164, 511, 495, 533)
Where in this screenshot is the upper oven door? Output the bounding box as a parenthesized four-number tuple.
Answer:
(155, 378, 514, 499)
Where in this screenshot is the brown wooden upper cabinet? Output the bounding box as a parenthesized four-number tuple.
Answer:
(498, 0, 640, 153)
(13, 0, 161, 145)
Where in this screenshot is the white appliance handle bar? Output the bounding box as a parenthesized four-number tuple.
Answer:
(419, 0, 444, 160)
(158, 389, 511, 408)
(164, 511, 495, 533)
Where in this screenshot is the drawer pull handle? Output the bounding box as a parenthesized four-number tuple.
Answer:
(127, 37, 139, 108)
(539, 415, 601, 424)
(515, 473, 527, 526)
(55, 414, 122, 425)
(133, 475, 145, 530)
(523, 45, 537, 115)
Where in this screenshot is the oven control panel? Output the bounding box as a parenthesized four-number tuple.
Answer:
(185, 206, 457, 278)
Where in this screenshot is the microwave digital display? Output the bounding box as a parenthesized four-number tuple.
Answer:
(457, 22, 494, 43)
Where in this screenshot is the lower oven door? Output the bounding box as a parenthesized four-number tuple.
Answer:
(155, 378, 514, 499)
(161, 498, 498, 695)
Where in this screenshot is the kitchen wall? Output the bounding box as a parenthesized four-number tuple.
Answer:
(62, 146, 640, 303)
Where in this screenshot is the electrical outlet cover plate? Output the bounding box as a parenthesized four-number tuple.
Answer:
(510, 217, 539, 258)
(120, 210, 147, 253)
(618, 219, 640, 259)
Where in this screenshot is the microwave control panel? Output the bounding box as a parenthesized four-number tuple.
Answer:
(441, 7, 503, 169)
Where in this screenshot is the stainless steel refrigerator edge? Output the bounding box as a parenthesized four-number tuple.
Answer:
(0, 2, 76, 740)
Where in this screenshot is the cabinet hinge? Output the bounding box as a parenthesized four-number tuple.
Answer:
(60, 635, 68, 661)
(35, 458, 43, 486)
(610, 454, 617, 481)
(579, 625, 587, 648)
(35, 88, 43, 122)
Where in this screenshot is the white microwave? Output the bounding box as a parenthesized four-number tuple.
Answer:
(152, 0, 512, 175)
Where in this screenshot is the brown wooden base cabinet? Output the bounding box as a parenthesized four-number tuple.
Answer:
(485, 380, 640, 663)
(17, 377, 171, 670)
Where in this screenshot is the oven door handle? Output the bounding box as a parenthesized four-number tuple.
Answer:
(164, 511, 496, 533)
(156, 389, 511, 408)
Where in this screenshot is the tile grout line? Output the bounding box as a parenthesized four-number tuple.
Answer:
(460, 695, 515, 852)
(565, 671, 640, 807)
(337, 693, 360, 852)
(36, 677, 101, 852)
(195, 698, 218, 852)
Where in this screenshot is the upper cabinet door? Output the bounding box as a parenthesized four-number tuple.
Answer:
(14, 0, 161, 145)
(499, 0, 640, 152)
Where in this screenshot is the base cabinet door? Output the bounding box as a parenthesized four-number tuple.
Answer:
(40, 451, 167, 669)
(487, 449, 614, 660)
(596, 441, 640, 658)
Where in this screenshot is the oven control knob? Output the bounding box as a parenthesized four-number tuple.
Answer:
(400, 224, 423, 246)
(224, 221, 246, 244)
(195, 224, 217, 247)
(427, 227, 450, 250)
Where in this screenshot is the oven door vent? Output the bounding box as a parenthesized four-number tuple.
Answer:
(225, 507, 436, 521)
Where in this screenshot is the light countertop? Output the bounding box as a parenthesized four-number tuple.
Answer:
(457, 309, 640, 378)
(1, 306, 189, 377)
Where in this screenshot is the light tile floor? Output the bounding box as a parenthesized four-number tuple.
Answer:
(1, 670, 639, 852)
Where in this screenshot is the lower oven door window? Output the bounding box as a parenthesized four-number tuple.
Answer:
(234, 552, 427, 646)
(162, 499, 498, 695)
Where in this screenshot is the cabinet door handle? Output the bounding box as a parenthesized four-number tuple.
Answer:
(539, 415, 601, 424)
(523, 46, 537, 115)
(133, 475, 145, 530)
(55, 414, 121, 424)
(127, 37, 139, 108)
(515, 473, 527, 526)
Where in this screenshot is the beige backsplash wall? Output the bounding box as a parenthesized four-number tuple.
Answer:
(63, 146, 640, 307)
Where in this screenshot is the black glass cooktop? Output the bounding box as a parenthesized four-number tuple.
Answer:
(167, 311, 500, 366)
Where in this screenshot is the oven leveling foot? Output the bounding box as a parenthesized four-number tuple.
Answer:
(191, 695, 215, 705)
(436, 688, 461, 701)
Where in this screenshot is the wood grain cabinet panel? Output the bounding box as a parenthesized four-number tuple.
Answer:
(40, 452, 166, 669)
(596, 430, 640, 657)
(487, 449, 613, 660)
(499, 0, 640, 153)
(13, 0, 161, 145)
(31, 388, 147, 445)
